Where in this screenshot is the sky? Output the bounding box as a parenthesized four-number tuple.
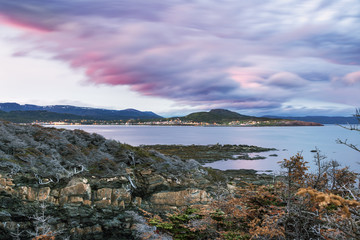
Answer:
(0, 0, 359, 117)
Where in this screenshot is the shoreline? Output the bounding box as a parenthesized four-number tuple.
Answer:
(40, 123, 324, 127)
(140, 144, 277, 163)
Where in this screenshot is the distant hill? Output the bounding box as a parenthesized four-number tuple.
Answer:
(163, 109, 321, 126)
(179, 109, 269, 123)
(263, 115, 358, 124)
(0, 103, 162, 121)
(0, 110, 88, 123)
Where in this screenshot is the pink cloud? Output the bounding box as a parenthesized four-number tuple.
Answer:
(0, 14, 50, 33)
(342, 71, 360, 85)
(0, 0, 359, 114)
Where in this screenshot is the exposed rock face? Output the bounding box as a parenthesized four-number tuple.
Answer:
(150, 189, 210, 209)
(0, 121, 230, 239)
(0, 171, 212, 239)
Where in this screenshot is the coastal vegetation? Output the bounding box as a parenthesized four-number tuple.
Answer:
(0, 110, 358, 239)
(146, 153, 360, 239)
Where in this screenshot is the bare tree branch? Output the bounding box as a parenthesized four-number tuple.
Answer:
(337, 108, 360, 132)
(336, 139, 360, 153)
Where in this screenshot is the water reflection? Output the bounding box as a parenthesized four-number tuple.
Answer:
(203, 151, 282, 172)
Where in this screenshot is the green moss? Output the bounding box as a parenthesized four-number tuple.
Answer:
(211, 209, 225, 221)
(88, 158, 119, 175)
(205, 167, 227, 183)
(149, 208, 204, 239)
(326, 203, 339, 211)
(222, 232, 250, 240)
(149, 218, 174, 230)
(123, 144, 151, 158)
(1, 158, 23, 165)
(185, 207, 199, 215)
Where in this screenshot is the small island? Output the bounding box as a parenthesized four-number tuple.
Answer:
(141, 144, 277, 163)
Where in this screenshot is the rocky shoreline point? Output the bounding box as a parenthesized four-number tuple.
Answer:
(0, 121, 275, 239)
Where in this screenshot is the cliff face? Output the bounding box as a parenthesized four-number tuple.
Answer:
(0, 172, 211, 239)
(0, 121, 216, 239)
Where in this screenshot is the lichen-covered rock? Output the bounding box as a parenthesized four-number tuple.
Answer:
(95, 188, 112, 201)
(60, 178, 91, 201)
(112, 188, 131, 205)
(150, 189, 210, 209)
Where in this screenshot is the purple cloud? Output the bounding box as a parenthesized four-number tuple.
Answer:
(0, 0, 359, 114)
(342, 71, 360, 85)
(267, 72, 309, 89)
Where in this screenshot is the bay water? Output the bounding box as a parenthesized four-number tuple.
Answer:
(52, 125, 359, 174)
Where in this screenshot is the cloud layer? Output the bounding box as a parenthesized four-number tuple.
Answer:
(0, 0, 359, 115)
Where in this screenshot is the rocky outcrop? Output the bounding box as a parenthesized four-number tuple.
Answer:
(150, 189, 210, 210)
(0, 165, 213, 239)
(0, 121, 233, 239)
(0, 172, 211, 208)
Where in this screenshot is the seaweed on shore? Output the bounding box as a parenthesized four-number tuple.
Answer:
(140, 144, 277, 163)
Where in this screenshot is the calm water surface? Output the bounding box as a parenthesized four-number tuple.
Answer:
(52, 125, 359, 173)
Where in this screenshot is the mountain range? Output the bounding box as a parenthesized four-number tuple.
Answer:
(0, 102, 357, 125)
(0, 103, 162, 121)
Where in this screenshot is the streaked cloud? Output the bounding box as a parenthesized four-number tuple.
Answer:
(267, 72, 309, 89)
(0, 0, 359, 115)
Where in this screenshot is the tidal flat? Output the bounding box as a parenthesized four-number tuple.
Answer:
(140, 144, 276, 163)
